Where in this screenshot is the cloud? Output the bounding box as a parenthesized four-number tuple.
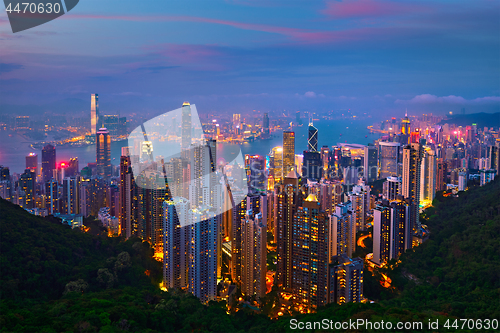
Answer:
(304, 91, 316, 98)
(321, 0, 428, 19)
(0, 63, 23, 74)
(396, 94, 500, 105)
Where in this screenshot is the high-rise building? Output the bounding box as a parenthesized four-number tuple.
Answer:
(348, 183, 370, 232)
(262, 113, 270, 135)
(26, 153, 38, 176)
(283, 131, 295, 176)
(302, 151, 322, 181)
(119, 148, 136, 239)
(241, 199, 267, 299)
(373, 203, 390, 265)
(291, 194, 329, 309)
(182, 102, 192, 150)
(96, 127, 111, 179)
(320, 146, 330, 178)
(488, 141, 500, 176)
(329, 255, 363, 304)
(363, 145, 378, 183)
(60, 176, 81, 214)
(383, 176, 401, 201)
(245, 154, 266, 194)
(272, 146, 283, 184)
(402, 143, 422, 236)
(401, 112, 410, 135)
(45, 179, 58, 215)
(66, 157, 79, 177)
(378, 142, 400, 179)
(458, 171, 467, 191)
(42, 144, 56, 183)
(19, 169, 35, 209)
(91, 94, 99, 135)
(330, 202, 355, 258)
(307, 122, 318, 152)
(436, 158, 447, 191)
(275, 170, 302, 290)
(420, 146, 436, 206)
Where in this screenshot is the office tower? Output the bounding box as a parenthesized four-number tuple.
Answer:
(26, 153, 37, 175)
(262, 113, 270, 135)
(401, 112, 410, 135)
(320, 146, 330, 177)
(187, 209, 219, 303)
(480, 169, 496, 186)
(295, 154, 304, 176)
(283, 131, 295, 176)
(107, 184, 119, 217)
(45, 179, 58, 215)
(420, 146, 436, 206)
(348, 183, 370, 232)
(302, 151, 322, 182)
(402, 143, 422, 236)
(383, 176, 401, 201)
(66, 157, 79, 177)
(272, 147, 283, 184)
(378, 142, 401, 179)
(232, 194, 267, 284)
(458, 171, 467, 191)
(373, 203, 391, 265)
(329, 255, 363, 304)
(291, 194, 329, 309)
(330, 202, 355, 259)
(42, 144, 56, 183)
(275, 170, 303, 289)
(96, 127, 111, 179)
(60, 176, 80, 214)
(241, 200, 267, 299)
(488, 142, 500, 176)
(308, 121, 318, 152)
(163, 198, 189, 290)
(189, 144, 212, 207)
(207, 139, 217, 172)
(363, 145, 378, 183)
(182, 102, 192, 150)
(19, 169, 35, 209)
(91, 93, 99, 135)
(119, 150, 136, 239)
(245, 154, 266, 194)
(436, 158, 447, 191)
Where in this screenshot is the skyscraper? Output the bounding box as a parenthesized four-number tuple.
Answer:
(182, 102, 192, 150)
(91, 93, 99, 135)
(119, 148, 136, 239)
(420, 146, 436, 206)
(19, 169, 35, 209)
(45, 179, 58, 215)
(291, 194, 329, 309)
(329, 255, 363, 304)
(435, 158, 447, 191)
(283, 131, 295, 176)
(302, 151, 322, 181)
(61, 176, 81, 214)
(402, 143, 422, 236)
(245, 154, 266, 194)
(330, 202, 356, 258)
(42, 144, 56, 183)
(241, 197, 267, 299)
(96, 127, 111, 179)
(308, 122, 318, 152)
(378, 142, 401, 179)
(363, 145, 378, 183)
(320, 146, 330, 177)
(262, 113, 270, 135)
(382, 176, 401, 201)
(26, 153, 37, 176)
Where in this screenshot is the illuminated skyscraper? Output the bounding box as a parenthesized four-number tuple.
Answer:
(330, 202, 355, 258)
(91, 93, 99, 135)
(291, 194, 329, 309)
(302, 151, 322, 181)
(61, 176, 81, 214)
(181, 102, 192, 150)
(320, 146, 330, 177)
(402, 143, 422, 236)
(262, 113, 270, 135)
(308, 121, 318, 152)
(119, 148, 136, 239)
(373, 203, 391, 265)
(283, 131, 295, 176)
(420, 146, 436, 206)
(45, 179, 58, 215)
(245, 154, 266, 194)
(363, 145, 378, 183)
(401, 112, 410, 135)
(329, 255, 363, 304)
(436, 158, 447, 191)
(19, 169, 35, 209)
(382, 176, 401, 201)
(42, 144, 56, 183)
(96, 127, 111, 179)
(241, 196, 267, 299)
(378, 142, 400, 179)
(26, 153, 37, 175)
(272, 146, 283, 184)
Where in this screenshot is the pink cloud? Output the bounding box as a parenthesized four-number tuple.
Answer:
(396, 94, 500, 105)
(65, 14, 390, 44)
(321, 0, 428, 19)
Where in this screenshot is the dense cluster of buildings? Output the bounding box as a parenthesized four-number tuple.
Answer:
(1, 96, 499, 313)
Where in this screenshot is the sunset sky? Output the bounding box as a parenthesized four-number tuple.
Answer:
(0, 0, 499, 117)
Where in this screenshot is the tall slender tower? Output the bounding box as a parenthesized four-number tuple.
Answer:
(402, 143, 422, 236)
(181, 102, 192, 151)
(91, 94, 99, 135)
(283, 131, 295, 175)
(96, 127, 111, 179)
(307, 121, 318, 152)
(42, 144, 56, 183)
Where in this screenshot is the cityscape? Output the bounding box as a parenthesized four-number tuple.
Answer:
(1, 1, 499, 332)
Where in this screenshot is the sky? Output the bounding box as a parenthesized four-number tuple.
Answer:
(0, 0, 499, 118)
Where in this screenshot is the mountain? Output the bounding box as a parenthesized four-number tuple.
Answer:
(439, 112, 500, 128)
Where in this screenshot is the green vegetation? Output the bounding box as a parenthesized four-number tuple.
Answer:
(0, 179, 498, 332)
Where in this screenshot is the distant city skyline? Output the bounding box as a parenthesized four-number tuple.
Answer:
(0, 1, 499, 116)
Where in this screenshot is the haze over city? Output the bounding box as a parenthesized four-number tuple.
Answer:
(0, 0, 499, 116)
